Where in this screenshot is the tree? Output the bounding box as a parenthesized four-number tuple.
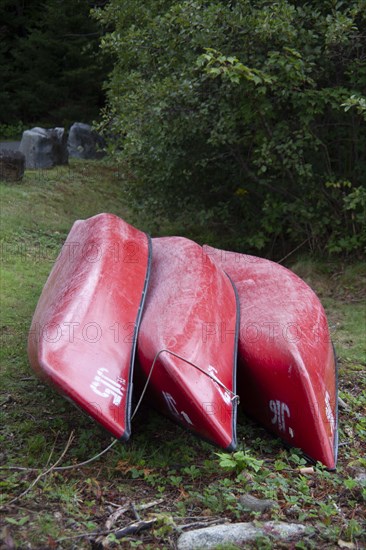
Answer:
(95, 0, 366, 257)
(0, 0, 111, 127)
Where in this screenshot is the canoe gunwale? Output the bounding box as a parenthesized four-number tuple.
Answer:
(119, 233, 153, 442)
(330, 342, 339, 470)
(225, 272, 240, 452)
(134, 345, 241, 450)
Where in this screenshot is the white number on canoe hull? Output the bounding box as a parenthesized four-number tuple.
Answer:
(90, 368, 126, 406)
(269, 399, 294, 438)
(162, 391, 193, 426)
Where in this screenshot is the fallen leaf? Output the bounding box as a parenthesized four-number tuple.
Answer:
(46, 536, 57, 549)
(177, 486, 189, 500)
(115, 460, 133, 474)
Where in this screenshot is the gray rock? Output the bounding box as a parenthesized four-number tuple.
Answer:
(19, 127, 68, 169)
(285, 504, 301, 519)
(0, 149, 25, 182)
(239, 493, 277, 512)
(348, 465, 366, 487)
(354, 470, 366, 486)
(177, 521, 306, 550)
(67, 122, 105, 159)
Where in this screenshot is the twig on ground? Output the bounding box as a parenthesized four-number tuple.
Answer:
(0, 437, 118, 472)
(105, 500, 122, 508)
(105, 498, 164, 511)
(105, 504, 130, 530)
(104, 499, 164, 530)
(56, 519, 158, 544)
(0, 431, 74, 508)
(44, 431, 60, 469)
(53, 438, 117, 471)
(177, 518, 229, 531)
(97, 500, 166, 546)
(96, 518, 158, 546)
(131, 502, 141, 521)
(137, 498, 165, 510)
(115, 519, 157, 539)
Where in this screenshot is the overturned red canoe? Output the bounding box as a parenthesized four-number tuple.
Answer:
(28, 213, 151, 440)
(137, 237, 239, 450)
(205, 246, 338, 469)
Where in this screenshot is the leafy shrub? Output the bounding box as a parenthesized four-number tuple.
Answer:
(0, 122, 25, 140)
(94, 0, 366, 258)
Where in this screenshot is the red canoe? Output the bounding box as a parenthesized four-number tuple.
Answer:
(137, 237, 239, 450)
(204, 246, 338, 469)
(28, 213, 151, 440)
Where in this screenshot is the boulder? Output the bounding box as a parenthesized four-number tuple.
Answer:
(0, 149, 25, 182)
(177, 521, 307, 550)
(19, 127, 68, 169)
(67, 122, 105, 159)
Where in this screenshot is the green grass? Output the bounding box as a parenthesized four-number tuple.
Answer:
(291, 259, 366, 363)
(0, 162, 365, 549)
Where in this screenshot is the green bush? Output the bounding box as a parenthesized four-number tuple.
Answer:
(94, 0, 366, 258)
(0, 122, 25, 140)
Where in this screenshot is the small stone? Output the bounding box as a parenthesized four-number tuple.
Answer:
(0, 149, 25, 182)
(239, 493, 277, 512)
(354, 471, 366, 485)
(177, 521, 306, 550)
(349, 466, 366, 486)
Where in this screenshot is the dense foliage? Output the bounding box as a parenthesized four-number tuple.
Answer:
(95, 0, 366, 258)
(0, 0, 110, 128)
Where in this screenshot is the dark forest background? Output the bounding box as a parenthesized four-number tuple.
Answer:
(0, 0, 110, 127)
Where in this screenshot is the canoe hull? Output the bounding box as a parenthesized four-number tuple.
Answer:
(205, 246, 338, 469)
(137, 237, 239, 450)
(28, 213, 151, 440)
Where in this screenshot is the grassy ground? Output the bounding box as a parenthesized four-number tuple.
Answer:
(0, 161, 365, 549)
